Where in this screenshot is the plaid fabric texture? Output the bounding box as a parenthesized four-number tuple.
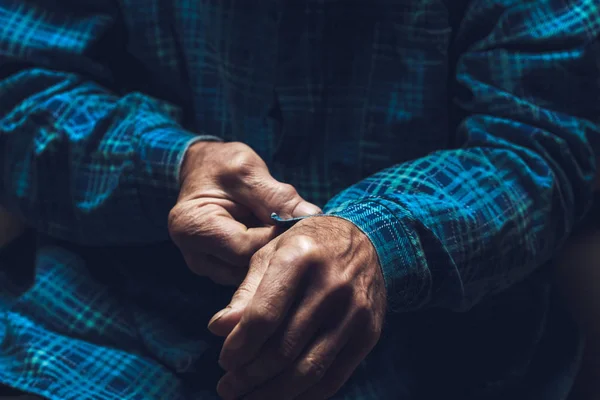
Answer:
(0, 0, 599, 398)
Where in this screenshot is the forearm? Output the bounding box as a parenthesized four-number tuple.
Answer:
(326, 138, 591, 310)
(0, 70, 208, 243)
(325, 0, 600, 311)
(0, 1, 217, 244)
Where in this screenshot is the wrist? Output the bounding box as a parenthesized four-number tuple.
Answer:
(324, 198, 419, 310)
(321, 213, 381, 264)
(180, 140, 219, 185)
(136, 128, 221, 227)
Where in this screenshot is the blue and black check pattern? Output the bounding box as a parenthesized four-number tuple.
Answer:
(0, 0, 599, 398)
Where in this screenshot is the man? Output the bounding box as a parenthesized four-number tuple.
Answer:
(0, 0, 598, 399)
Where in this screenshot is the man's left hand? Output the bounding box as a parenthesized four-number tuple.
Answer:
(208, 217, 387, 400)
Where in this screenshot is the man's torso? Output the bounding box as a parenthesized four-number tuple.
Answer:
(0, 1, 583, 399)
(108, 0, 458, 205)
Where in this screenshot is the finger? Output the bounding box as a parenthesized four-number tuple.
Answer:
(193, 205, 278, 266)
(170, 202, 277, 266)
(234, 176, 321, 222)
(218, 239, 317, 371)
(216, 284, 337, 398)
(207, 242, 275, 336)
(214, 218, 277, 265)
(241, 319, 353, 400)
(295, 334, 379, 400)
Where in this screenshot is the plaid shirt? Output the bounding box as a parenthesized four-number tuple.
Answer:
(0, 0, 599, 399)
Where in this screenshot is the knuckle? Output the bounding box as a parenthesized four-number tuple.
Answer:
(276, 183, 299, 200)
(249, 246, 267, 266)
(273, 335, 300, 364)
(226, 151, 256, 177)
(299, 356, 328, 381)
(168, 204, 191, 242)
(261, 181, 301, 210)
(287, 234, 319, 255)
(226, 234, 253, 261)
(168, 203, 219, 243)
(248, 301, 281, 327)
(270, 248, 304, 269)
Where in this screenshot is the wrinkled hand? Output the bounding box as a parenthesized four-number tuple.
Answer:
(209, 217, 387, 400)
(169, 141, 320, 286)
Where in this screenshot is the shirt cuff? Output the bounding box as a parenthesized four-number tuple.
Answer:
(136, 127, 221, 229)
(325, 198, 422, 311)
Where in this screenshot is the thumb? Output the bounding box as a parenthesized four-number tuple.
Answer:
(207, 247, 271, 336)
(239, 177, 321, 223)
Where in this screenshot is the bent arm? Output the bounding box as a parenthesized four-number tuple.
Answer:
(325, 0, 600, 311)
(0, 1, 216, 244)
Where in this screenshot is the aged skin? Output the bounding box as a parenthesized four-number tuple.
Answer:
(210, 217, 387, 400)
(169, 141, 321, 285)
(170, 140, 386, 399)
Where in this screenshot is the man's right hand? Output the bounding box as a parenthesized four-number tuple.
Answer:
(169, 141, 321, 286)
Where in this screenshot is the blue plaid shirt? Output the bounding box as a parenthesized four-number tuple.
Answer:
(0, 0, 599, 399)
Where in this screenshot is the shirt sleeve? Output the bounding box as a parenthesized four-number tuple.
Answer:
(0, 1, 218, 244)
(324, 0, 600, 311)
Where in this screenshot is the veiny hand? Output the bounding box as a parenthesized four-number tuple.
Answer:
(208, 217, 387, 400)
(169, 141, 320, 286)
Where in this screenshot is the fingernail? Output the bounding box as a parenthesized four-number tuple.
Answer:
(208, 308, 229, 330)
(293, 202, 322, 218)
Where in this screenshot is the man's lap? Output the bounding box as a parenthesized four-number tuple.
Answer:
(0, 243, 417, 399)
(0, 240, 580, 400)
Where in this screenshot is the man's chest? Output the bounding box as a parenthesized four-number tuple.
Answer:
(118, 0, 459, 198)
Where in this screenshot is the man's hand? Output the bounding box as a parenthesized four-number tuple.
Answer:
(169, 142, 320, 286)
(209, 217, 387, 400)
